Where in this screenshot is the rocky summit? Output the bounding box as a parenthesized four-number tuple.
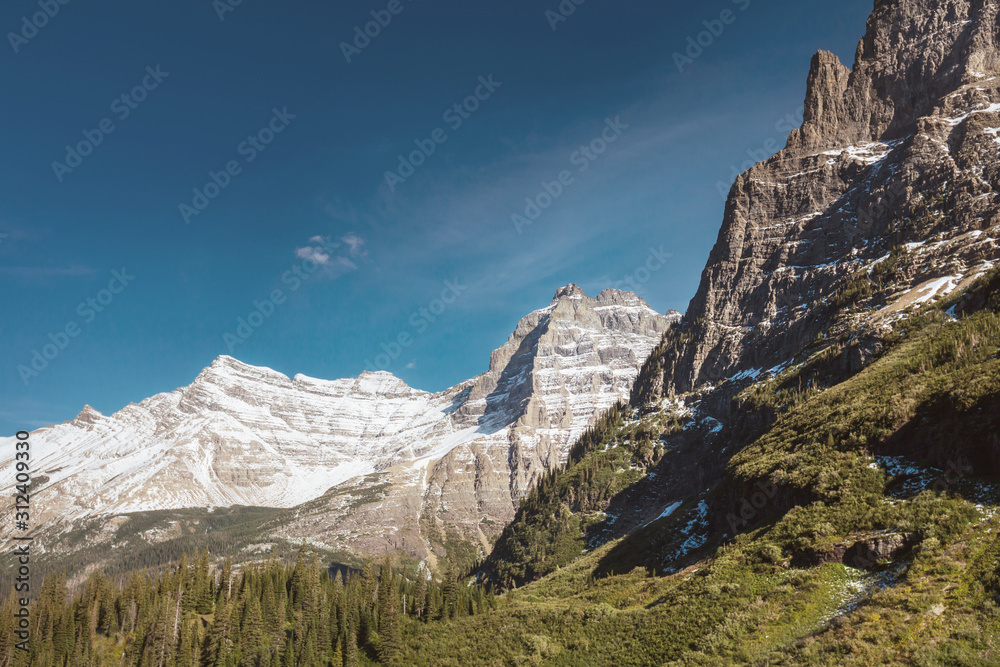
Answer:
(1, 287, 678, 560)
(637, 0, 1000, 401)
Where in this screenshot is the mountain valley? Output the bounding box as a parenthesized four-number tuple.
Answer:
(7, 0, 1000, 665)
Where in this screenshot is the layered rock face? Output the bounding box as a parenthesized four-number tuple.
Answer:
(277, 287, 679, 556)
(2, 287, 677, 558)
(642, 0, 1000, 399)
(14, 362, 464, 524)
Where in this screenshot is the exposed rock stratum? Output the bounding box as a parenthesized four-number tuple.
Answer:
(2, 287, 678, 559)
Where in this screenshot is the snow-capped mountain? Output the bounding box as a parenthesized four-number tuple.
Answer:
(3, 287, 678, 558)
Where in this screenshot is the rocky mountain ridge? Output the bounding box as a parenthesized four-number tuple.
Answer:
(637, 0, 1000, 401)
(1, 286, 679, 561)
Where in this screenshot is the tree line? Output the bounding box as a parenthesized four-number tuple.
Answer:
(0, 547, 494, 667)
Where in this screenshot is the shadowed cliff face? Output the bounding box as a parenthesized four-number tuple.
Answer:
(642, 0, 1000, 400)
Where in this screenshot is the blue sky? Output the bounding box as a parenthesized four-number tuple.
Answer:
(0, 0, 872, 434)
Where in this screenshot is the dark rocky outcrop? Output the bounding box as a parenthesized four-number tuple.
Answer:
(637, 0, 1000, 402)
(793, 533, 918, 569)
(843, 533, 919, 569)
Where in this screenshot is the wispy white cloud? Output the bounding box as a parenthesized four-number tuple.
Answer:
(334, 256, 357, 271)
(341, 232, 367, 258)
(294, 235, 364, 279)
(295, 246, 331, 265)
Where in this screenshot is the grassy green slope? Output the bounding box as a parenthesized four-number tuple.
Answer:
(407, 269, 1000, 665)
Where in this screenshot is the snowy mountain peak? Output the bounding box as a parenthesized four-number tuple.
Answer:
(4, 286, 679, 559)
(356, 369, 400, 379)
(73, 405, 105, 425)
(208, 354, 285, 376)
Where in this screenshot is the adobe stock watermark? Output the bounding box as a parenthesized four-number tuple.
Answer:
(673, 0, 751, 73)
(340, 0, 416, 64)
(610, 246, 673, 293)
(179, 107, 296, 225)
(223, 236, 345, 352)
(545, 0, 588, 31)
(7, 0, 72, 54)
(715, 108, 803, 199)
(52, 66, 170, 183)
(213, 0, 246, 21)
(724, 478, 777, 535)
(384, 75, 502, 193)
(512, 116, 628, 234)
(17, 268, 136, 386)
(364, 279, 468, 372)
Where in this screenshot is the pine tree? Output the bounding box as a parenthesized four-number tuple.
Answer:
(303, 553, 321, 628)
(333, 572, 346, 642)
(358, 559, 377, 646)
(239, 596, 264, 667)
(299, 636, 316, 667)
(412, 574, 427, 620)
(219, 558, 233, 604)
(289, 547, 308, 611)
(377, 570, 401, 666)
(376, 554, 394, 624)
(153, 594, 176, 667)
(273, 593, 287, 653)
(177, 619, 195, 667)
(56, 603, 75, 665)
(192, 620, 204, 667)
(360, 559, 377, 610)
(423, 575, 433, 624)
(196, 549, 215, 614)
(442, 559, 459, 620)
(97, 578, 118, 635)
(211, 601, 234, 667)
(280, 635, 294, 667)
(177, 553, 191, 610)
(343, 621, 358, 667)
